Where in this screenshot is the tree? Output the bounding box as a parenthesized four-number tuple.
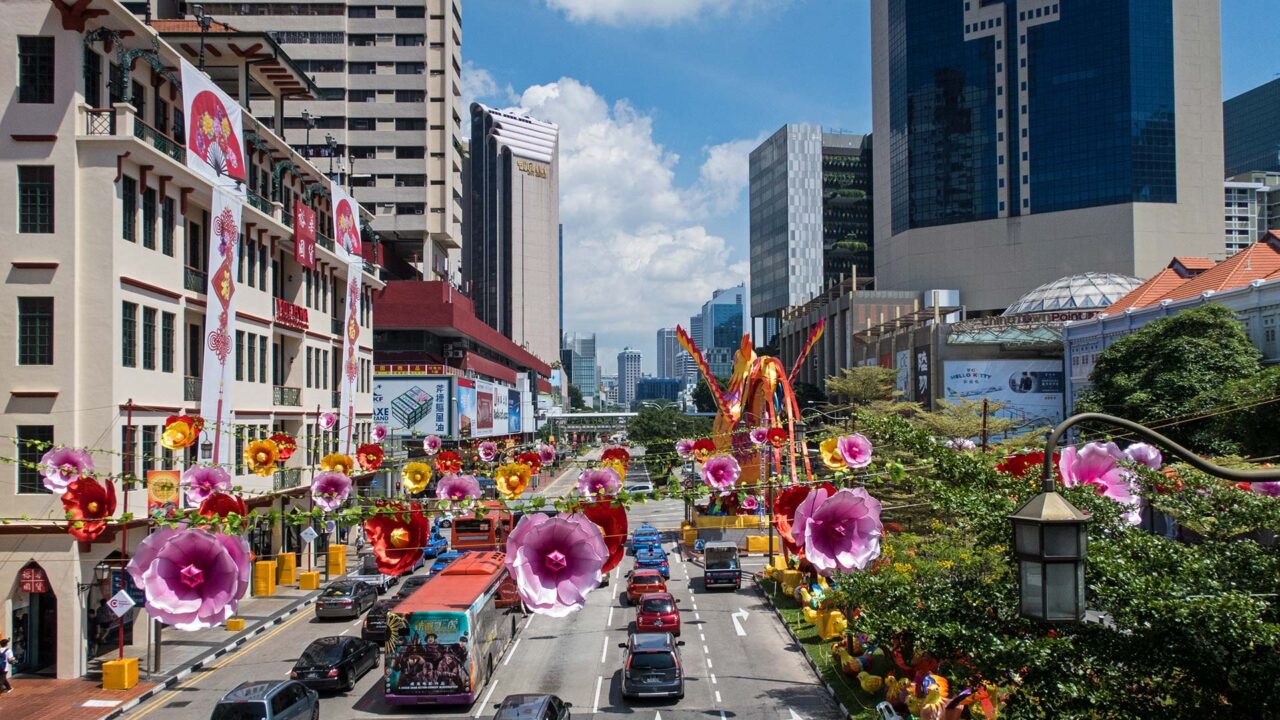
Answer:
(825, 366, 899, 406)
(792, 381, 827, 408)
(1191, 364, 1280, 457)
(625, 406, 711, 449)
(913, 397, 1021, 441)
(692, 375, 729, 413)
(568, 384, 586, 411)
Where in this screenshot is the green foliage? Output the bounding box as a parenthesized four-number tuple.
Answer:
(912, 397, 1022, 441)
(625, 405, 711, 449)
(793, 380, 827, 408)
(568, 384, 586, 411)
(1187, 365, 1280, 458)
(825, 366, 899, 406)
(691, 375, 729, 413)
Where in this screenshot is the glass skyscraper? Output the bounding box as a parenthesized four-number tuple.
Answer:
(1224, 77, 1280, 178)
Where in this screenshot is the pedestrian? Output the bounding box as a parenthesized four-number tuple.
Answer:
(95, 598, 115, 649)
(0, 637, 15, 693)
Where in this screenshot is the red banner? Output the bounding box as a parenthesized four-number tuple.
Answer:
(20, 566, 49, 593)
(293, 200, 316, 269)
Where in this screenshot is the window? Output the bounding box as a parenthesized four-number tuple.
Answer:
(395, 146, 425, 159)
(348, 62, 376, 75)
(247, 334, 256, 382)
(122, 302, 137, 367)
(348, 118, 375, 131)
(349, 89, 376, 103)
(395, 62, 425, 75)
(395, 34, 425, 46)
(395, 174, 425, 187)
(161, 311, 174, 373)
(395, 203, 425, 215)
(259, 243, 267, 289)
(18, 297, 54, 365)
(348, 5, 376, 17)
(259, 334, 267, 383)
(142, 187, 157, 249)
(395, 90, 425, 103)
(141, 425, 156, 473)
(348, 34, 376, 47)
(18, 37, 54, 103)
(395, 118, 426, 131)
(306, 347, 313, 387)
(236, 330, 245, 380)
(396, 5, 424, 17)
(142, 307, 157, 370)
(246, 239, 256, 287)
(122, 176, 136, 241)
(16, 426, 55, 493)
(18, 166, 54, 234)
(84, 49, 102, 107)
(162, 197, 175, 256)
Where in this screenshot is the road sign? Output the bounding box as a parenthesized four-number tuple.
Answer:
(300, 527, 319, 545)
(107, 589, 136, 617)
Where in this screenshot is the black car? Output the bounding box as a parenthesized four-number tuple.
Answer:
(290, 636, 379, 693)
(494, 693, 572, 720)
(361, 599, 399, 642)
(314, 581, 377, 620)
(396, 574, 433, 598)
(620, 633, 685, 700)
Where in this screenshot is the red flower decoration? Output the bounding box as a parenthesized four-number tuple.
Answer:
(63, 477, 117, 542)
(692, 439, 716, 462)
(199, 492, 248, 519)
(435, 450, 462, 475)
(364, 502, 430, 576)
(601, 446, 632, 468)
(357, 443, 385, 471)
(995, 449, 1059, 479)
(581, 501, 628, 573)
(271, 432, 298, 461)
(1157, 467, 1184, 494)
(517, 451, 542, 475)
(766, 428, 788, 449)
(772, 482, 836, 556)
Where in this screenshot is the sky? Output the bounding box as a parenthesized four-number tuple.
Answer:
(462, 0, 1280, 376)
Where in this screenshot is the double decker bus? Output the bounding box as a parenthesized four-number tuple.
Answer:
(450, 503, 515, 551)
(383, 551, 520, 705)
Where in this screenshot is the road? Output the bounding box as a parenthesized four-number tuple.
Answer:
(126, 454, 841, 720)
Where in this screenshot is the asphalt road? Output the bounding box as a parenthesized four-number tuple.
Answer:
(126, 454, 840, 720)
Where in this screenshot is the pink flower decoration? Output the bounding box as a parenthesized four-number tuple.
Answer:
(538, 444, 557, 464)
(837, 434, 874, 468)
(311, 471, 352, 512)
(946, 437, 977, 451)
(1059, 442, 1141, 525)
(675, 439, 695, 459)
(319, 412, 338, 431)
(126, 527, 250, 631)
(436, 474, 482, 501)
(1124, 442, 1162, 470)
(183, 465, 231, 507)
(701, 455, 741, 492)
(504, 513, 607, 617)
(740, 495, 760, 511)
(39, 447, 94, 494)
(422, 435, 442, 455)
(792, 487, 883, 575)
(478, 441, 498, 463)
(749, 428, 770, 447)
(1250, 482, 1280, 497)
(577, 467, 622, 497)
(372, 425, 388, 443)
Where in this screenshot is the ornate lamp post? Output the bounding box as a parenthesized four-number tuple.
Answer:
(192, 5, 213, 70)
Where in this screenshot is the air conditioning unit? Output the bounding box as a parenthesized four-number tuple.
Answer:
(444, 349, 465, 359)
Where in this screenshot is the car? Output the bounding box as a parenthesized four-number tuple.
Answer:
(619, 632, 685, 700)
(624, 569, 667, 605)
(430, 550, 464, 574)
(423, 530, 449, 558)
(635, 592, 680, 636)
(348, 555, 397, 594)
(635, 547, 670, 579)
(315, 580, 377, 620)
(493, 693, 573, 720)
(395, 574, 432, 598)
(625, 482, 655, 496)
(361, 598, 399, 642)
(211, 679, 319, 720)
(290, 636, 380, 693)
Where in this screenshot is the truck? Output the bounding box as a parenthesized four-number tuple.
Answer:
(702, 541, 741, 590)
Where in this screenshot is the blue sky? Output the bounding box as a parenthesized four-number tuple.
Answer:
(463, 0, 1280, 374)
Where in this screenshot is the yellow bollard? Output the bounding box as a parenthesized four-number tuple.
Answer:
(770, 555, 788, 573)
(299, 570, 321, 590)
(102, 657, 139, 690)
(225, 617, 246, 632)
(253, 560, 277, 596)
(277, 553, 297, 586)
(327, 543, 346, 577)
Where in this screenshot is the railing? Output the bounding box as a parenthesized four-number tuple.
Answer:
(247, 191, 273, 215)
(184, 265, 207, 293)
(282, 210, 294, 228)
(133, 118, 185, 163)
(273, 467, 303, 491)
(85, 108, 115, 136)
(184, 376, 200, 402)
(273, 385, 302, 406)
(316, 231, 335, 253)
(362, 261, 378, 276)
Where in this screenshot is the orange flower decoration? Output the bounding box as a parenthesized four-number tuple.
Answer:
(63, 477, 117, 542)
(601, 446, 631, 468)
(357, 443, 384, 471)
(766, 428, 787, 449)
(692, 439, 716, 462)
(495, 462, 532, 500)
(435, 450, 463, 475)
(517, 451, 542, 475)
(199, 491, 248, 519)
(244, 439, 280, 477)
(270, 432, 297, 461)
(161, 415, 204, 451)
(320, 453, 355, 476)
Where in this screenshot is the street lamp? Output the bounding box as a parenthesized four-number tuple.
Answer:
(301, 109, 317, 150)
(78, 561, 112, 594)
(192, 4, 214, 71)
(325, 133, 338, 176)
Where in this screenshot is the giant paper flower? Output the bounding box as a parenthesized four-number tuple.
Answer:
(702, 455, 741, 492)
(1250, 482, 1280, 497)
(183, 465, 231, 507)
(577, 467, 622, 498)
(402, 462, 433, 495)
(773, 482, 836, 556)
(243, 439, 280, 477)
(496, 462, 532, 500)
(792, 487, 883, 575)
(766, 428, 788, 449)
(537, 444, 557, 465)
(39, 446, 94, 494)
(435, 450, 463, 475)
(63, 477, 117, 542)
(675, 439, 695, 459)
(838, 433, 874, 468)
(126, 527, 250, 630)
(945, 437, 977, 452)
(1124, 443, 1162, 470)
(996, 449, 1058, 479)
(517, 452, 543, 475)
(1059, 442, 1140, 525)
(581, 501, 627, 573)
(161, 415, 204, 451)
(601, 447, 631, 468)
(270, 432, 297, 461)
(601, 457, 628, 482)
(740, 495, 760, 512)
(422, 435, 442, 455)
(504, 513, 607, 617)
(372, 425, 388, 443)
(692, 439, 716, 462)
(436, 474, 482, 501)
(363, 503, 430, 576)
(356, 443, 384, 472)
(477, 441, 498, 463)
(320, 453, 355, 476)
(749, 427, 770, 447)
(198, 491, 248, 519)
(319, 412, 338, 431)
(312, 471, 352, 512)
(819, 437, 846, 470)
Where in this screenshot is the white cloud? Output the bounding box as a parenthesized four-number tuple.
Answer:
(544, 0, 771, 26)
(461, 60, 513, 113)
(693, 136, 760, 216)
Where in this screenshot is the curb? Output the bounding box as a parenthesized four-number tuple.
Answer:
(98, 592, 323, 720)
(753, 575, 853, 719)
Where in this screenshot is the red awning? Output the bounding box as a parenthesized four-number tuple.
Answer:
(537, 378, 554, 394)
(462, 352, 518, 385)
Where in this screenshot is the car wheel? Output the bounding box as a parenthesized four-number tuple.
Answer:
(344, 671, 355, 692)
(311, 705, 319, 720)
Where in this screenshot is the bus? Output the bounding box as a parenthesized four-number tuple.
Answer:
(450, 503, 515, 551)
(383, 551, 521, 706)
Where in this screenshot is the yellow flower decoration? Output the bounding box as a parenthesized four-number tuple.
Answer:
(819, 437, 847, 470)
(200, 113, 214, 136)
(402, 462, 433, 495)
(321, 452, 355, 476)
(495, 462, 532, 500)
(244, 439, 280, 477)
(220, 116, 231, 138)
(161, 420, 196, 451)
(601, 457, 628, 482)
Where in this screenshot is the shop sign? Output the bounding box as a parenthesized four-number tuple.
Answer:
(274, 298, 310, 331)
(19, 566, 48, 593)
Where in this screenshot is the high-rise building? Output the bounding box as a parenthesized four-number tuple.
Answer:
(465, 104, 561, 365)
(871, 0, 1223, 312)
(750, 126, 873, 335)
(617, 348, 642, 408)
(562, 332, 598, 406)
(1224, 172, 1280, 256)
(656, 327, 679, 378)
(178, 0, 465, 281)
(1225, 77, 1280, 178)
(635, 377, 683, 406)
(681, 312, 703, 387)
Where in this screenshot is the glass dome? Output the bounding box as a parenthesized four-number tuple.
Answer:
(1002, 272, 1142, 316)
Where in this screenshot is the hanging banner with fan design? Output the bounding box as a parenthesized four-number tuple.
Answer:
(180, 59, 246, 187)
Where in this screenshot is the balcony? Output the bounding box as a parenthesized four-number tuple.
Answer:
(332, 391, 341, 408)
(332, 317, 343, 335)
(274, 298, 309, 331)
(184, 376, 200, 402)
(273, 467, 303, 490)
(273, 385, 302, 406)
(247, 191, 273, 216)
(133, 118, 185, 163)
(85, 108, 115, 135)
(316, 231, 335, 254)
(185, 266, 207, 293)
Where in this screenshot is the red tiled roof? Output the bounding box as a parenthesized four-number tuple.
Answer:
(151, 19, 239, 33)
(1170, 256, 1215, 273)
(1155, 234, 1280, 304)
(1101, 268, 1189, 316)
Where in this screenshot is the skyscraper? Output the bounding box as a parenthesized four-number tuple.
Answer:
(466, 104, 561, 364)
(617, 348, 642, 409)
(750, 126, 873, 337)
(871, 0, 1223, 312)
(1224, 77, 1280, 178)
(701, 284, 746, 377)
(655, 327, 679, 378)
(562, 333, 598, 407)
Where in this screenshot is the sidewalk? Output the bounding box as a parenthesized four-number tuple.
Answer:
(0, 675, 158, 720)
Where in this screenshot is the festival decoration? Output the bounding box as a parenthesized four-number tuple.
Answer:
(1059, 442, 1141, 525)
(1124, 442, 1162, 470)
(196, 187, 242, 466)
(62, 477, 117, 542)
(601, 447, 631, 468)
(356, 443, 384, 472)
(496, 462, 532, 500)
(749, 427, 770, 446)
(478, 441, 498, 463)
(39, 446, 93, 494)
(320, 452, 355, 476)
(675, 439, 695, 459)
(601, 457, 628, 481)
(435, 450, 463, 475)
(242, 439, 280, 477)
(581, 501, 627, 573)
(363, 502, 430, 576)
(945, 437, 977, 452)
(161, 415, 204, 451)
(198, 491, 247, 519)
(517, 451, 543, 474)
(180, 59, 246, 183)
(838, 434, 875, 468)
(270, 432, 297, 461)
(692, 438, 716, 462)
(792, 487, 884, 575)
(183, 465, 231, 506)
(436, 474, 482, 501)
(1249, 481, 1280, 497)
(577, 467, 622, 498)
(537, 444, 557, 465)
(504, 512, 607, 617)
(701, 455, 741, 492)
(372, 425, 388, 443)
(126, 526, 250, 630)
(773, 482, 837, 556)
(996, 449, 1057, 478)
(401, 462, 433, 495)
(740, 495, 760, 512)
(819, 437, 846, 470)
(319, 412, 338, 431)
(766, 427, 788, 449)
(311, 471, 352, 512)
(422, 435, 442, 455)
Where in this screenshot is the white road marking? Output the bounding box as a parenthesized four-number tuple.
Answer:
(715, 691, 722, 704)
(475, 681, 500, 718)
(694, 612, 701, 620)
(525, 614, 535, 629)
(601, 635, 610, 663)
(711, 673, 717, 685)
(593, 675, 603, 714)
(731, 608, 749, 636)
(720, 712, 728, 720)
(788, 709, 805, 720)
(607, 606, 614, 627)
(703, 645, 709, 654)
(503, 638, 521, 665)
(699, 632, 705, 642)
(706, 658, 713, 668)
(340, 628, 349, 635)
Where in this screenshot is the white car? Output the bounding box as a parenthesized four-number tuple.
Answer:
(626, 482, 655, 496)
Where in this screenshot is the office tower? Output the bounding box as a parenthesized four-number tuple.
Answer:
(682, 312, 703, 386)
(871, 0, 1223, 312)
(617, 348, 642, 409)
(699, 284, 746, 377)
(1225, 77, 1280, 177)
(635, 377, 683, 405)
(750, 125, 872, 335)
(1224, 172, 1280, 256)
(466, 104, 561, 364)
(563, 332, 598, 406)
(656, 327, 679, 378)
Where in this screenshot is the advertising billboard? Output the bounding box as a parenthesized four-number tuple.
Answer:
(475, 381, 495, 435)
(373, 377, 451, 437)
(457, 379, 476, 439)
(914, 345, 932, 408)
(943, 359, 1066, 427)
(508, 389, 522, 436)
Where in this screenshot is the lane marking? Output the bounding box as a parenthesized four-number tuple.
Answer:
(731, 608, 749, 636)
(340, 628, 349, 635)
(475, 680, 500, 718)
(703, 645, 709, 654)
(503, 638, 522, 666)
(525, 614, 535, 630)
(601, 635, 610, 663)
(706, 658, 713, 669)
(721, 711, 728, 720)
(699, 632, 706, 643)
(593, 675, 603, 714)
(607, 606, 614, 627)
(711, 673, 717, 685)
(694, 612, 700, 620)
(715, 690, 722, 704)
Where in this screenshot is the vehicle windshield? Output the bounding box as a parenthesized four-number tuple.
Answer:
(641, 598, 675, 613)
(300, 640, 346, 665)
(321, 585, 354, 597)
(706, 559, 737, 570)
(454, 519, 492, 533)
(211, 703, 268, 720)
(630, 652, 676, 670)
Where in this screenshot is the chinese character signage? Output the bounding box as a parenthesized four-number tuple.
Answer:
(914, 345, 932, 409)
(19, 566, 48, 594)
(293, 200, 316, 269)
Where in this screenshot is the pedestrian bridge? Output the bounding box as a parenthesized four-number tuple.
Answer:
(545, 412, 636, 438)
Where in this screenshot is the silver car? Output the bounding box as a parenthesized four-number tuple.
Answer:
(211, 679, 318, 720)
(314, 581, 376, 620)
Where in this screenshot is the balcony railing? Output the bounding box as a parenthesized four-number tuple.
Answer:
(273, 385, 302, 406)
(184, 265, 207, 293)
(282, 209, 294, 228)
(133, 118, 185, 163)
(331, 317, 343, 336)
(247, 191, 273, 216)
(363, 261, 377, 276)
(184, 376, 200, 402)
(316, 231, 335, 253)
(273, 467, 303, 490)
(85, 108, 115, 135)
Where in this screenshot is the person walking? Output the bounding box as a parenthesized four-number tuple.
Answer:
(0, 637, 15, 693)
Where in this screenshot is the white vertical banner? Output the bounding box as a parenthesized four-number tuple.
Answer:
(339, 261, 362, 454)
(180, 59, 247, 187)
(199, 186, 244, 465)
(330, 180, 364, 265)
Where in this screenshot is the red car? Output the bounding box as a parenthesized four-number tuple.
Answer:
(625, 569, 667, 605)
(635, 592, 680, 636)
